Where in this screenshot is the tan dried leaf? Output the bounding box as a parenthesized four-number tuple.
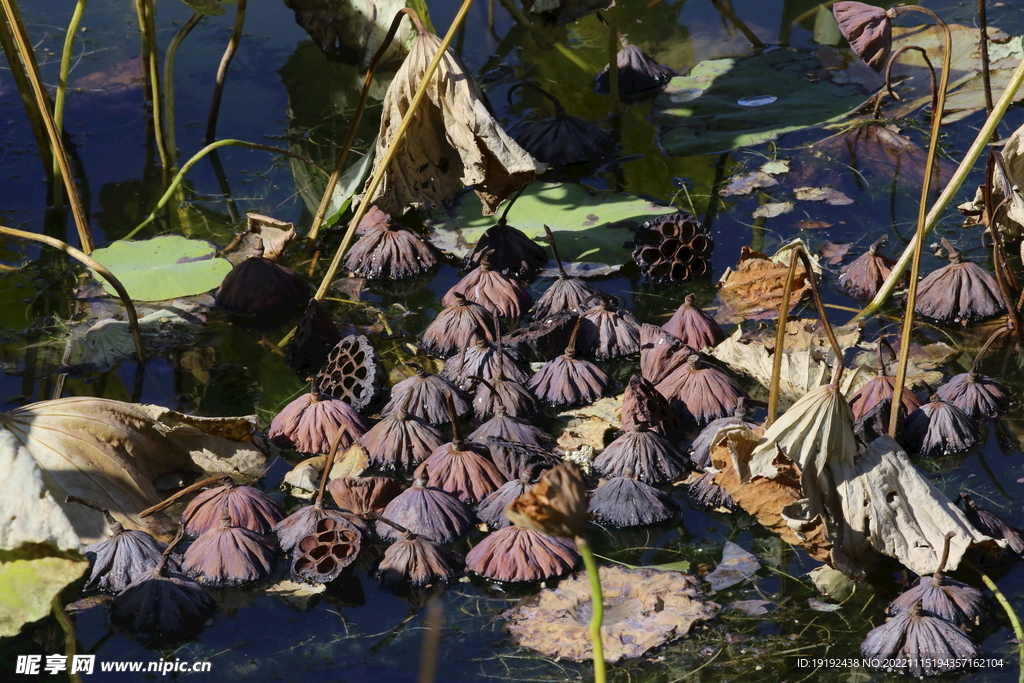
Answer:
(365, 31, 543, 216)
(552, 395, 621, 453)
(716, 247, 810, 323)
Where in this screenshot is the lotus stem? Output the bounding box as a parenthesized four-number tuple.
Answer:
(766, 250, 801, 426)
(574, 535, 606, 683)
(884, 46, 937, 115)
(0, 0, 93, 253)
(0, 8, 52, 178)
(852, 55, 1024, 324)
(124, 139, 328, 239)
(139, 473, 229, 518)
(363, 511, 411, 535)
(543, 224, 569, 279)
(316, 421, 348, 508)
(968, 561, 1024, 683)
(446, 391, 464, 448)
(205, 0, 247, 145)
(52, 0, 87, 209)
(136, 0, 170, 180)
(164, 12, 203, 171)
(0, 225, 143, 361)
(51, 594, 81, 683)
(979, 0, 994, 116)
(313, 0, 477, 303)
(972, 322, 1012, 373)
(710, 0, 765, 49)
(885, 5, 952, 438)
(305, 9, 422, 254)
(796, 248, 845, 385)
(418, 597, 443, 683)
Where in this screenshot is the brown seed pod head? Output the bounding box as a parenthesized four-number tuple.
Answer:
(420, 293, 499, 359)
(465, 526, 580, 582)
(589, 476, 678, 527)
(506, 461, 589, 538)
(268, 386, 368, 454)
(315, 335, 384, 411)
(377, 478, 475, 544)
(182, 479, 283, 538)
(291, 517, 362, 584)
(833, 2, 893, 72)
(662, 294, 725, 350)
(632, 211, 712, 283)
(275, 505, 366, 555)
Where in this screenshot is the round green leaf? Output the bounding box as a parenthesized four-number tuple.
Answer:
(427, 182, 676, 274)
(90, 235, 232, 302)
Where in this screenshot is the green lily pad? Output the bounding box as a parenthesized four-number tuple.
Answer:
(653, 50, 871, 156)
(0, 548, 88, 637)
(90, 235, 232, 302)
(426, 182, 676, 274)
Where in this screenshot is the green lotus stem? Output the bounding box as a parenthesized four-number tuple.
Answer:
(767, 251, 800, 426)
(124, 139, 328, 240)
(0, 225, 144, 361)
(135, 0, 170, 179)
(305, 9, 424, 253)
(886, 5, 951, 438)
(205, 0, 247, 145)
(164, 12, 203, 172)
(53, 0, 87, 209)
(852, 53, 1024, 324)
(312, 0, 477, 303)
(969, 562, 1024, 683)
(0, 0, 93, 253)
(0, 7, 52, 178)
(575, 535, 606, 683)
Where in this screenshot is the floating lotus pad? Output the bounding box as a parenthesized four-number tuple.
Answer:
(90, 235, 232, 302)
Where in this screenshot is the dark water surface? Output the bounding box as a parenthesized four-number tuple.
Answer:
(5, 0, 1024, 681)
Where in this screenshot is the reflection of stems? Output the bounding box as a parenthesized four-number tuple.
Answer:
(979, 0, 994, 116)
(495, 0, 590, 72)
(574, 535, 606, 683)
(312, 0, 477, 303)
(207, 147, 240, 222)
(136, 0, 170, 180)
(606, 10, 620, 118)
(305, 9, 422, 253)
(711, 0, 765, 49)
(0, 225, 144, 360)
(0, 7, 52, 177)
(165, 12, 203, 171)
(205, 0, 247, 145)
(887, 6, 951, 438)
(125, 139, 328, 239)
(417, 599, 443, 683)
(852, 56, 1024, 323)
(767, 252, 800, 426)
(53, 0, 88, 209)
(0, 0, 93, 252)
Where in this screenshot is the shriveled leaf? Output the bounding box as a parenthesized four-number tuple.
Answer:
(961, 120, 1024, 238)
(552, 395, 621, 453)
(506, 565, 718, 663)
(365, 31, 543, 216)
(653, 50, 870, 156)
(427, 182, 676, 273)
(795, 220, 833, 230)
(794, 187, 852, 206)
(221, 214, 298, 265)
(808, 565, 855, 602)
(0, 398, 268, 543)
(731, 599, 771, 615)
(70, 57, 144, 95)
(760, 160, 790, 175)
(89, 235, 232, 302)
(719, 171, 777, 196)
(851, 340, 957, 390)
(808, 598, 841, 612)
(716, 246, 809, 323)
(752, 201, 794, 219)
(821, 241, 853, 265)
(705, 541, 759, 591)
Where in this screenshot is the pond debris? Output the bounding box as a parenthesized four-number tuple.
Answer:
(327, 476, 402, 516)
(704, 541, 759, 591)
(684, 469, 737, 511)
(639, 323, 690, 384)
(442, 249, 533, 319)
(594, 418, 688, 484)
(902, 394, 978, 457)
(689, 399, 757, 469)
(471, 363, 539, 421)
(620, 375, 684, 440)
(315, 335, 384, 411)
(532, 225, 603, 319)
(420, 292, 499, 359)
(268, 379, 368, 454)
(655, 354, 747, 426)
(847, 343, 922, 422)
(510, 83, 617, 168)
(632, 212, 712, 283)
(291, 516, 361, 584)
(662, 293, 725, 350)
(716, 246, 809, 323)
(359, 409, 445, 473)
(468, 401, 556, 450)
(486, 436, 562, 482)
(377, 477, 474, 544)
(837, 237, 901, 300)
(505, 565, 718, 662)
(589, 474, 677, 527)
(365, 30, 542, 216)
(183, 506, 277, 587)
(503, 310, 577, 363)
(72, 497, 177, 594)
(441, 338, 530, 393)
(861, 601, 979, 677)
(214, 240, 311, 328)
(476, 476, 532, 530)
(832, 1, 893, 72)
(110, 550, 216, 644)
(463, 195, 547, 278)
(578, 295, 641, 360)
(376, 527, 464, 588)
(914, 239, 1006, 324)
(465, 525, 579, 582)
(957, 493, 1024, 554)
(182, 477, 283, 538)
(382, 365, 470, 425)
(529, 317, 611, 407)
(287, 299, 342, 373)
(343, 206, 438, 280)
(594, 36, 674, 100)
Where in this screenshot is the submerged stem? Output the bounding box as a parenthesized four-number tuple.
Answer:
(53, 0, 88, 209)
(887, 5, 952, 438)
(164, 12, 203, 172)
(574, 535, 606, 683)
(205, 0, 248, 145)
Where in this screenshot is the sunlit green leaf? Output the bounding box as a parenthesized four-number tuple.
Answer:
(89, 235, 232, 302)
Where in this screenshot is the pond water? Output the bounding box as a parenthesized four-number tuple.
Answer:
(5, 0, 1024, 681)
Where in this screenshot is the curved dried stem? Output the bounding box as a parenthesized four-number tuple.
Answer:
(543, 224, 568, 279)
(363, 510, 412, 536)
(507, 81, 565, 116)
(565, 314, 586, 359)
(312, 0, 477, 304)
(304, 8, 425, 253)
(316, 421, 348, 509)
(446, 391, 464, 448)
(884, 45, 937, 115)
(795, 248, 845, 386)
(0, 225, 144, 361)
(139, 473, 230, 518)
(967, 561, 1024, 683)
(972, 322, 1013, 373)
